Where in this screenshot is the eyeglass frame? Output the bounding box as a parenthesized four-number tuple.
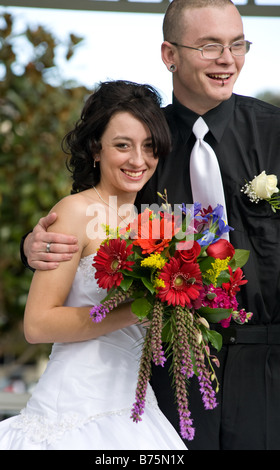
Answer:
(169, 39, 252, 59)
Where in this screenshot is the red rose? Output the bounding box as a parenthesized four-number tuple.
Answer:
(176, 240, 201, 263)
(206, 239, 235, 260)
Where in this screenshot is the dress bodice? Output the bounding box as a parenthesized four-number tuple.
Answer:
(64, 253, 106, 308)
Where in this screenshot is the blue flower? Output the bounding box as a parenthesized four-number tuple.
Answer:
(212, 204, 233, 238)
(180, 202, 201, 218)
(197, 230, 216, 246)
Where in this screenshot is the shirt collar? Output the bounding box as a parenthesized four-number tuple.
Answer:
(171, 93, 236, 143)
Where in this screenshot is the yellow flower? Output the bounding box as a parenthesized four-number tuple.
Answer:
(205, 257, 230, 285)
(141, 253, 167, 270)
(101, 224, 120, 239)
(153, 278, 166, 290)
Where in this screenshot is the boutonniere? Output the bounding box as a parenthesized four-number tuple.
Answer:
(241, 171, 280, 213)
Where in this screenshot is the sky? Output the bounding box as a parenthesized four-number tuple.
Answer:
(1, 3, 280, 105)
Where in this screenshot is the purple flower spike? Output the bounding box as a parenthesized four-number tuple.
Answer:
(179, 410, 195, 441)
(130, 329, 153, 423)
(151, 300, 166, 367)
(89, 287, 135, 323)
(89, 305, 109, 323)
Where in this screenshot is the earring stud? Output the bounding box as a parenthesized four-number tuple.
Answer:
(170, 64, 176, 72)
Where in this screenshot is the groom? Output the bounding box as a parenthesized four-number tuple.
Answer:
(21, 0, 280, 450)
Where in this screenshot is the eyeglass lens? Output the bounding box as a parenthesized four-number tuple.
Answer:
(202, 41, 250, 58)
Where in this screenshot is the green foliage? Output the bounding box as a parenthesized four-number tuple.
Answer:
(256, 91, 280, 107)
(0, 12, 91, 355)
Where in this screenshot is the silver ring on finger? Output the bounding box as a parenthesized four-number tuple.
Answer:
(46, 242, 51, 253)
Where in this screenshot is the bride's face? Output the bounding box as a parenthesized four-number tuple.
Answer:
(95, 111, 158, 197)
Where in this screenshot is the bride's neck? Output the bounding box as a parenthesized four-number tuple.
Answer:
(93, 185, 137, 209)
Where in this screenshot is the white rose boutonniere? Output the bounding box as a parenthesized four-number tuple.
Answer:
(241, 171, 280, 213)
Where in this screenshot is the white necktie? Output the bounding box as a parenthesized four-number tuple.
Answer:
(190, 117, 229, 238)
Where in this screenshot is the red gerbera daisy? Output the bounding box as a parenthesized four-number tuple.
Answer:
(157, 256, 203, 307)
(93, 238, 134, 290)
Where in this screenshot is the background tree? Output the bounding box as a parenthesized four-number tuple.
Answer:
(256, 90, 280, 107)
(0, 12, 90, 361)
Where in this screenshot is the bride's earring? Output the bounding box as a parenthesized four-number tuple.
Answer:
(94, 157, 100, 168)
(94, 154, 100, 168)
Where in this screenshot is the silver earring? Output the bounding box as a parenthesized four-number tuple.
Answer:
(93, 159, 96, 168)
(170, 64, 176, 72)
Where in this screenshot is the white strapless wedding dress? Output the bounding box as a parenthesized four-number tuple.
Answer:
(0, 254, 186, 450)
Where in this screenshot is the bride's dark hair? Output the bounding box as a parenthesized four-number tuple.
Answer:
(62, 80, 171, 194)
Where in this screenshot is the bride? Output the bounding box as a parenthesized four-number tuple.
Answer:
(0, 80, 187, 450)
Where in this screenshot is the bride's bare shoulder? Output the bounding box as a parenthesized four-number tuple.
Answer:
(47, 191, 99, 238)
(51, 189, 98, 215)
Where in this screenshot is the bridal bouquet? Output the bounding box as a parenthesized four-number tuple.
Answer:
(89, 199, 252, 440)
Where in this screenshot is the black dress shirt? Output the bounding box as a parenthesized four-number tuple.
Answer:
(137, 93, 280, 326)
